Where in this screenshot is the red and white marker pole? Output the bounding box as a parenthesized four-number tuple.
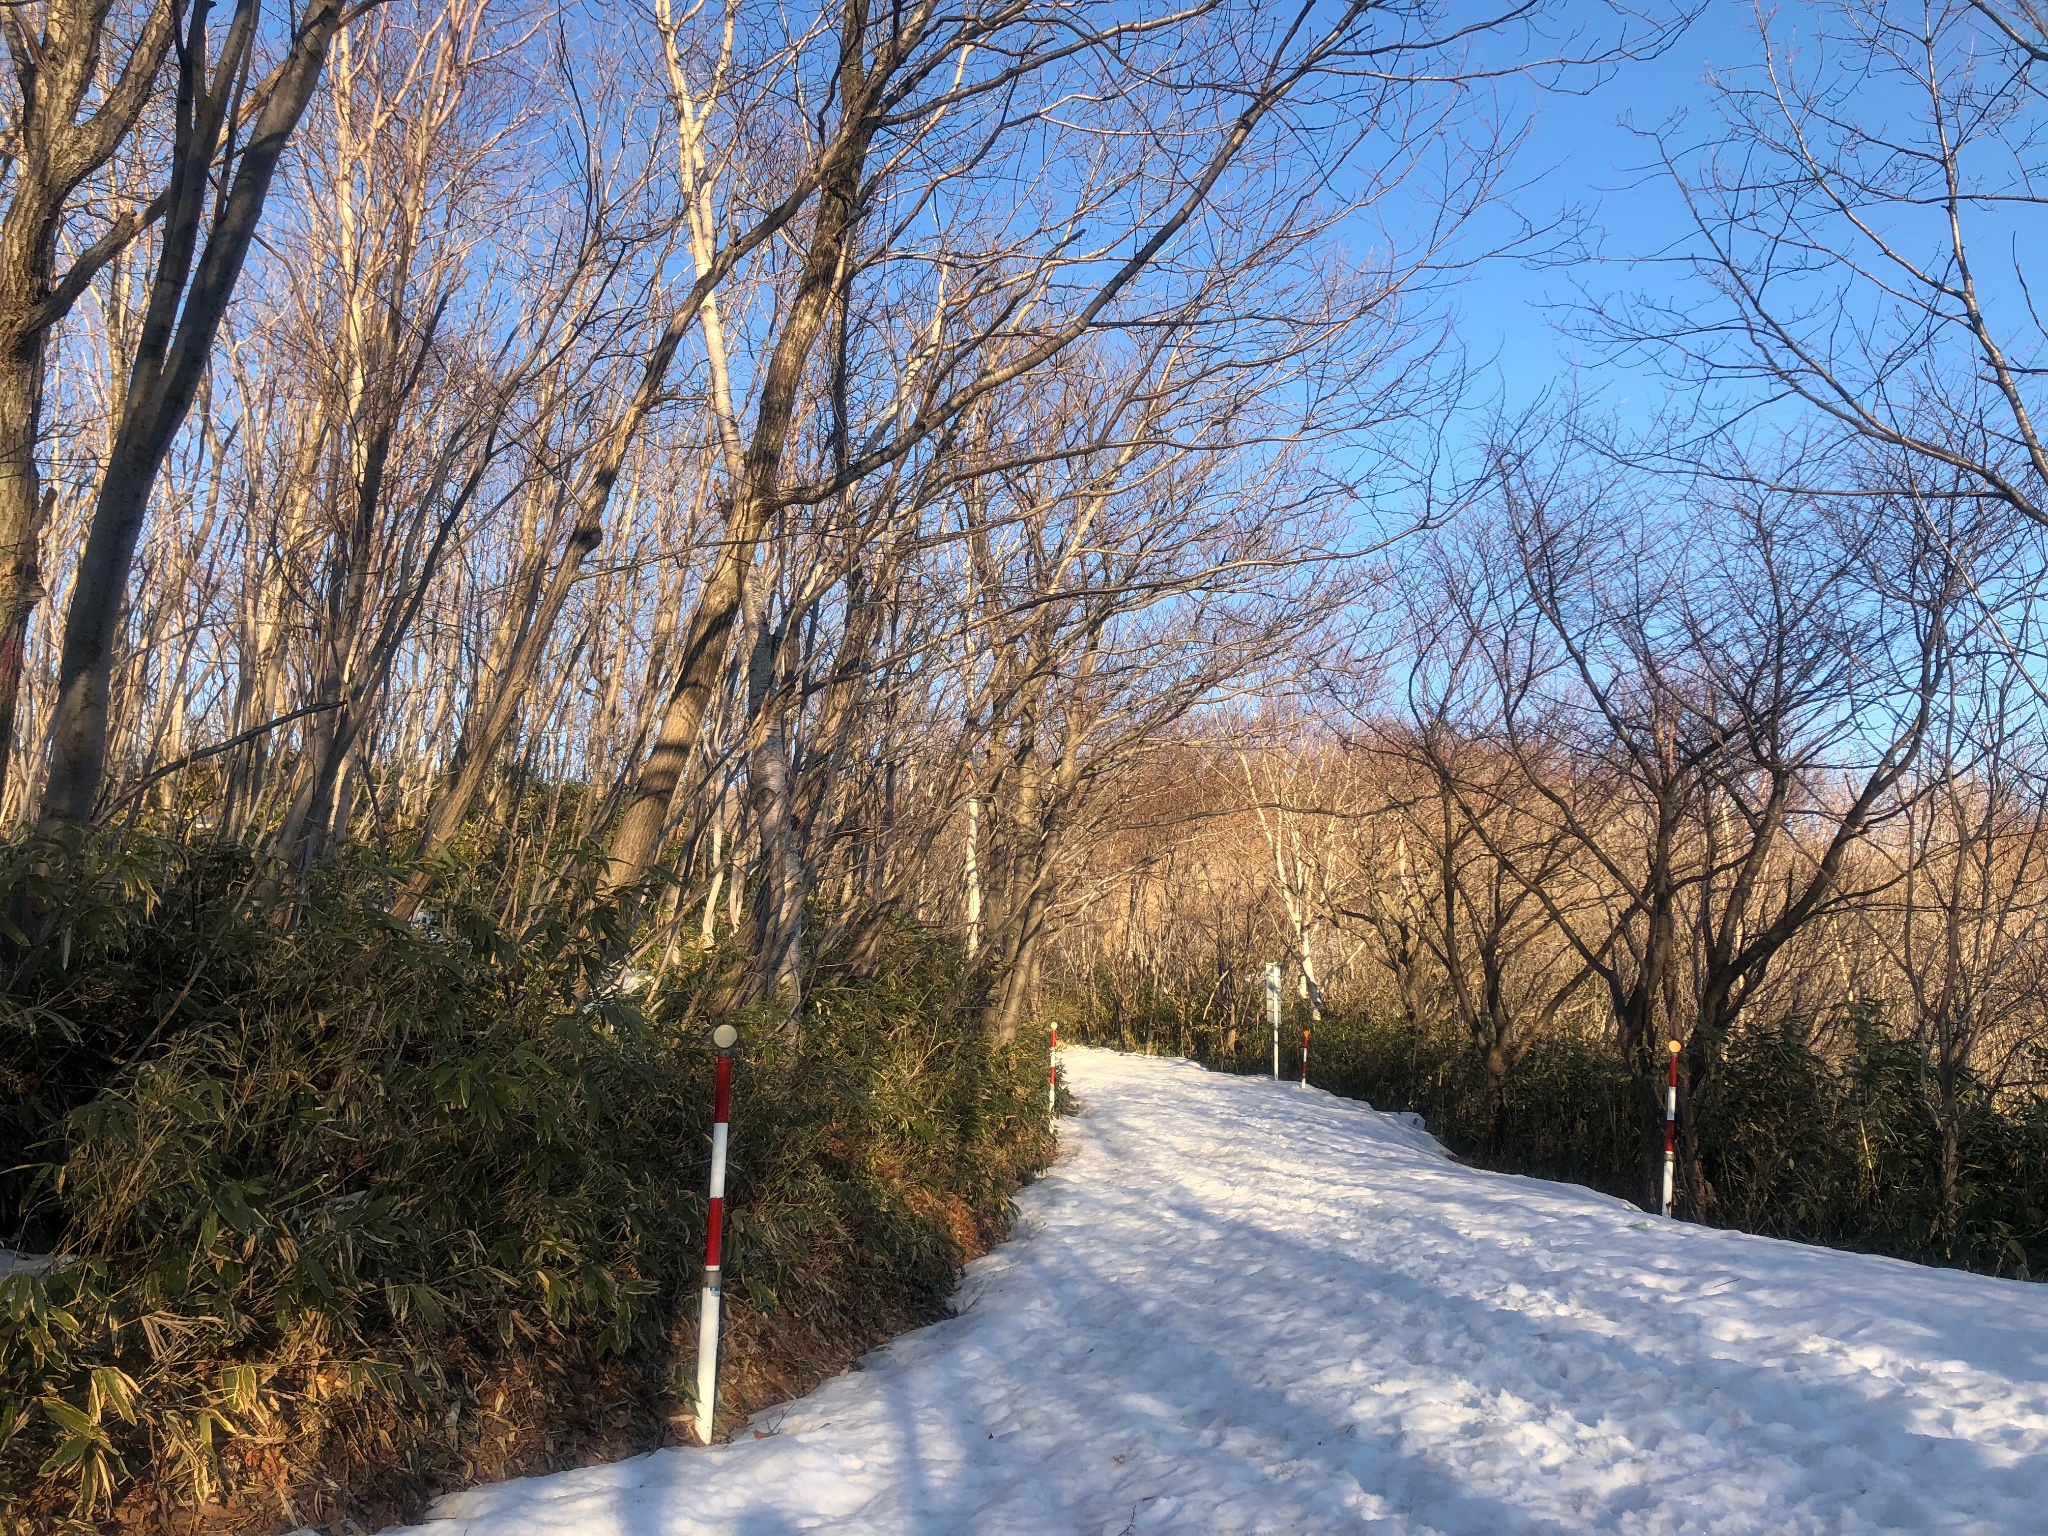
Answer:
(1301, 1026, 1310, 1088)
(1661, 1039, 1679, 1218)
(695, 1022, 739, 1445)
(1048, 1021, 1059, 1132)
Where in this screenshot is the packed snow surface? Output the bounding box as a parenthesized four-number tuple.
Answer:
(401, 1049, 2048, 1534)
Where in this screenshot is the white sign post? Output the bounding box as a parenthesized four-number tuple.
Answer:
(1265, 963, 1281, 1079)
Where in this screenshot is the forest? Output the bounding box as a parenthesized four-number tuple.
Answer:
(3, 0, 2047, 1529)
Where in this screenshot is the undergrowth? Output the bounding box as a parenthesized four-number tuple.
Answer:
(1, 834, 1050, 1533)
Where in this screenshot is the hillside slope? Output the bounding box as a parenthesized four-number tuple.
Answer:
(395, 1048, 2048, 1534)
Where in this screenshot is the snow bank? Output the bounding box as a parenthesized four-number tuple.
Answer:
(394, 1048, 2048, 1534)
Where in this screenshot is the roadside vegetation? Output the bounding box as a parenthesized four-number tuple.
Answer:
(2, 830, 1049, 1530)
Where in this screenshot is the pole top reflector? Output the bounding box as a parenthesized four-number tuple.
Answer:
(1667, 1040, 1681, 1054)
(713, 1024, 739, 1050)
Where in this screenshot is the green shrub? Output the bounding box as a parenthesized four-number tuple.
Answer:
(1, 839, 1050, 1531)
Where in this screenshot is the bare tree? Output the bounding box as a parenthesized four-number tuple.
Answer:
(39, 0, 369, 826)
(1860, 620, 2048, 1246)
(1620, 2, 2048, 547)
(1371, 722, 1596, 1143)
(0, 0, 178, 808)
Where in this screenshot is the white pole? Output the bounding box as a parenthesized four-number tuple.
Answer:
(1265, 963, 1281, 1079)
(1661, 1039, 1679, 1219)
(696, 1023, 739, 1445)
(1048, 1020, 1058, 1132)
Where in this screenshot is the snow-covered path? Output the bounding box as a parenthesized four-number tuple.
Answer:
(404, 1049, 2048, 1535)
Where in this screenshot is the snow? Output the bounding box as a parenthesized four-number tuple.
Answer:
(397, 1048, 2048, 1535)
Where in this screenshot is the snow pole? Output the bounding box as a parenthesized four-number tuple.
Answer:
(1048, 1020, 1059, 1132)
(695, 1022, 739, 1446)
(1301, 1026, 1310, 1088)
(1661, 1039, 1679, 1218)
(1265, 963, 1281, 1078)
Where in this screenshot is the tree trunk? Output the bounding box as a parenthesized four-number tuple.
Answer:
(0, 459, 49, 818)
(965, 792, 982, 958)
(600, 22, 880, 893)
(40, 0, 350, 827)
(733, 569, 806, 1012)
(0, 0, 180, 812)
(987, 877, 1052, 1044)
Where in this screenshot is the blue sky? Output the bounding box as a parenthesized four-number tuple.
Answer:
(1455, 2, 1768, 414)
